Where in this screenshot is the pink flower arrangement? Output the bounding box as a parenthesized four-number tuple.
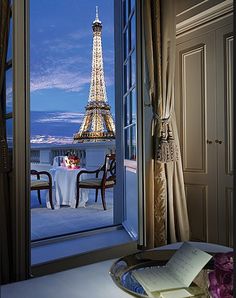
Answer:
(208, 252, 233, 298)
(65, 153, 80, 169)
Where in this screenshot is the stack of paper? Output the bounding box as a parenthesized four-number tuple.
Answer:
(132, 242, 212, 298)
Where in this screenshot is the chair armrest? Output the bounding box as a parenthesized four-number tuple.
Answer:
(31, 170, 52, 186)
(76, 168, 102, 183)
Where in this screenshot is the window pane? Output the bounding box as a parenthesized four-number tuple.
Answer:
(128, 25, 131, 55)
(128, 57, 132, 90)
(124, 28, 128, 60)
(131, 50, 136, 87)
(123, 0, 129, 26)
(6, 68, 13, 113)
(7, 18, 12, 61)
(131, 0, 135, 11)
(6, 118, 13, 148)
(130, 125, 136, 160)
(123, 0, 136, 161)
(131, 88, 136, 124)
(124, 60, 130, 93)
(123, 63, 127, 94)
(126, 0, 130, 21)
(125, 125, 136, 160)
(125, 128, 130, 159)
(130, 14, 136, 51)
(124, 95, 130, 127)
(122, 0, 126, 28)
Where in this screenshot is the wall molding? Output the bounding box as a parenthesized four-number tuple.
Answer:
(176, 0, 233, 36)
(225, 188, 233, 247)
(181, 45, 206, 173)
(225, 35, 234, 175)
(176, 0, 209, 17)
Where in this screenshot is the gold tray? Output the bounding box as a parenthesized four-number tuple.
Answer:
(110, 249, 213, 297)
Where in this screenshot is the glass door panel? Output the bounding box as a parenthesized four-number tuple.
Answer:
(121, 0, 138, 239)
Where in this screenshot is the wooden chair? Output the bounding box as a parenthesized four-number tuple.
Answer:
(30, 170, 54, 209)
(76, 154, 116, 210)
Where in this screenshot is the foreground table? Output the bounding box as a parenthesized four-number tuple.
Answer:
(2, 242, 232, 298)
(2, 259, 132, 298)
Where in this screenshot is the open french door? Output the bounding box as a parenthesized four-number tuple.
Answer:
(114, 0, 144, 245)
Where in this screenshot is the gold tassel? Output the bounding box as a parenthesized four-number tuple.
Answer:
(157, 122, 179, 163)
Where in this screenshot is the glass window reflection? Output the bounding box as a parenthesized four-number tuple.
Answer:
(126, 0, 130, 21)
(123, 0, 136, 161)
(7, 18, 12, 61)
(6, 68, 13, 114)
(125, 128, 130, 159)
(131, 15, 135, 51)
(131, 88, 136, 124)
(122, 0, 126, 28)
(131, 50, 136, 87)
(6, 118, 13, 149)
(130, 0, 135, 11)
(124, 28, 128, 60)
(124, 60, 130, 92)
(124, 95, 130, 127)
(130, 125, 136, 160)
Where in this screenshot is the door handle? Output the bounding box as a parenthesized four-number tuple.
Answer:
(215, 140, 222, 144)
(206, 140, 212, 144)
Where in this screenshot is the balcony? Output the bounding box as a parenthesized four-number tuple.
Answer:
(30, 141, 116, 241)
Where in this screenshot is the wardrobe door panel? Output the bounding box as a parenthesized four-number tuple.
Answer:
(176, 16, 233, 246)
(176, 32, 218, 243)
(181, 45, 206, 173)
(185, 184, 207, 242)
(216, 25, 233, 246)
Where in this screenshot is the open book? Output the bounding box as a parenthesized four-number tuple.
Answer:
(132, 242, 212, 298)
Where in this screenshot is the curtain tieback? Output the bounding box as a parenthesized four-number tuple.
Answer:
(154, 113, 179, 163)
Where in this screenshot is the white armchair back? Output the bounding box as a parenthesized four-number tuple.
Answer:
(52, 156, 66, 167)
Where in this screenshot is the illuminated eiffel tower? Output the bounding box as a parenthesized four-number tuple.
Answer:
(73, 7, 115, 143)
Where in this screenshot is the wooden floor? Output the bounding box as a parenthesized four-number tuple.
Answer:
(31, 189, 114, 241)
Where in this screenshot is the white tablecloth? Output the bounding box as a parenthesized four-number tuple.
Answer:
(48, 167, 88, 209)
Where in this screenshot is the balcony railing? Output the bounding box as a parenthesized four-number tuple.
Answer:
(31, 149, 40, 163)
(30, 141, 116, 170)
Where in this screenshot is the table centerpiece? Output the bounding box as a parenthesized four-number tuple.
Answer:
(64, 153, 80, 169)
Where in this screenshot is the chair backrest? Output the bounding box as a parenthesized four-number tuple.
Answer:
(101, 154, 116, 183)
(31, 169, 40, 180)
(30, 170, 52, 185)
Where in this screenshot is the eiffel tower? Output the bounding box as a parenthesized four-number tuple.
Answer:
(73, 7, 115, 143)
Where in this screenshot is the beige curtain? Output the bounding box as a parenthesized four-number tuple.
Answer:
(0, 0, 13, 284)
(143, 0, 190, 246)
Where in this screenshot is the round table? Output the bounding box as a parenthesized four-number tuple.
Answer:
(48, 166, 88, 209)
